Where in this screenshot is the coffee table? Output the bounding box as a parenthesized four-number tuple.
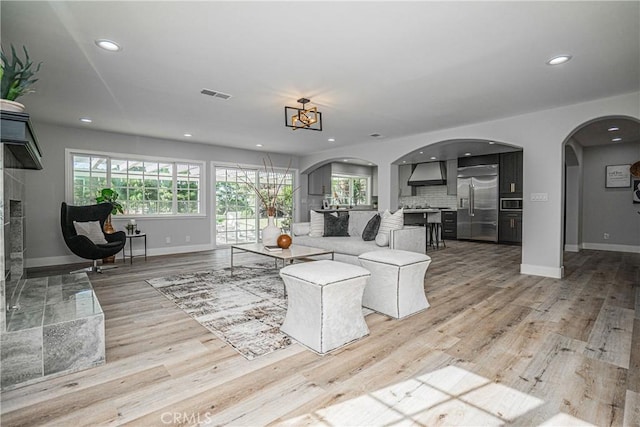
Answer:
(230, 243, 334, 273)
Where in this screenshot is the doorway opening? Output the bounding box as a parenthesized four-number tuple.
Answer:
(215, 166, 295, 245)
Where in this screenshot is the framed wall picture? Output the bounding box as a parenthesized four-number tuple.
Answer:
(605, 164, 631, 188)
(633, 179, 640, 204)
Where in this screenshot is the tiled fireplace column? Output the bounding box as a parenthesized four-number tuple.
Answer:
(0, 111, 105, 391)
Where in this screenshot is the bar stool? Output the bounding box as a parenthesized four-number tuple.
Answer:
(427, 211, 446, 249)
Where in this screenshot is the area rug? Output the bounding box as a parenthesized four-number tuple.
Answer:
(146, 264, 291, 360)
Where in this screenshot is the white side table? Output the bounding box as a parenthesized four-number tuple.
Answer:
(123, 233, 147, 264)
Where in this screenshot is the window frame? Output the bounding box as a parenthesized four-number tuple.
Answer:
(213, 161, 298, 246)
(65, 148, 206, 218)
(330, 173, 371, 207)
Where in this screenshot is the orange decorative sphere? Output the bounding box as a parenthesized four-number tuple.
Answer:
(277, 234, 292, 249)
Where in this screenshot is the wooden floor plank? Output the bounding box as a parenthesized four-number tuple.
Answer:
(1, 241, 638, 426)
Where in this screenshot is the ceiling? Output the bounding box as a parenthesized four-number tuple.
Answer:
(1, 1, 639, 157)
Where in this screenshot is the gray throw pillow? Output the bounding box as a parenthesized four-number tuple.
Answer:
(362, 213, 381, 241)
(324, 213, 350, 237)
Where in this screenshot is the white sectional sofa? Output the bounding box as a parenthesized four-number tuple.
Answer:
(291, 210, 426, 265)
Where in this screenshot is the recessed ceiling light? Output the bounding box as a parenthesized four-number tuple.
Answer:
(464, 153, 472, 156)
(368, 163, 373, 166)
(402, 160, 407, 163)
(546, 55, 572, 65)
(95, 39, 121, 52)
(79, 117, 92, 123)
(328, 138, 335, 142)
(256, 144, 263, 147)
(612, 137, 622, 142)
(419, 151, 424, 154)
(343, 159, 349, 162)
(430, 156, 437, 160)
(183, 133, 192, 137)
(608, 127, 619, 132)
(488, 141, 495, 145)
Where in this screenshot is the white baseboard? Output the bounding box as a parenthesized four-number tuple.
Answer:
(564, 244, 580, 252)
(146, 243, 215, 257)
(520, 263, 564, 279)
(581, 243, 640, 253)
(26, 243, 215, 268)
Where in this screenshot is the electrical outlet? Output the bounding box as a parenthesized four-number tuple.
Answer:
(603, 233, 610, 240)
(165, 236, 171, 244)
(185, 235, 191, 242)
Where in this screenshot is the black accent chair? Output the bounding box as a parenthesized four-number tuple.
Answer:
(61, 202, 126, 273)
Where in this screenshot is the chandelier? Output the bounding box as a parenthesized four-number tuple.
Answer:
(284, 98, 323, 131)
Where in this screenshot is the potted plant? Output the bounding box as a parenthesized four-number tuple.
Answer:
(96, 188, 124, 234)
(1, 44, 42, 112)
(96, 188, 124, 263)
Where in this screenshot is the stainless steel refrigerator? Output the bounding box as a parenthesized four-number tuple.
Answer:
(457, 164, 499, 242)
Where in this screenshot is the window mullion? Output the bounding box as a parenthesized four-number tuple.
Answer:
(172, 163, 177, 215)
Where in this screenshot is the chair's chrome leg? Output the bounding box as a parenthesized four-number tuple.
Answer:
(70, 259, 118, 274)
(96, 265, 118, 273)
(70, 266, 97, 274)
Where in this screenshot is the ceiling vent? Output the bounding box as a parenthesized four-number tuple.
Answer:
(200, 88, 232, 100)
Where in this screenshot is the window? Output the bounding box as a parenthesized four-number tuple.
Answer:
(331, 175, 370, 206)
(69, 151, 204, 216)
(215, 166, 295, 245)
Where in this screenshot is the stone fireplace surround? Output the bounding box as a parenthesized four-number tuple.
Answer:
(1, 112, 105, 390)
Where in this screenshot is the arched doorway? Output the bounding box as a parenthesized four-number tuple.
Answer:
(561, 116, 640, 257)
(302, 158, 378, 221)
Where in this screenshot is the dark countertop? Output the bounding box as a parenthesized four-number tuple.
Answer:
(403, 207, 455, 213)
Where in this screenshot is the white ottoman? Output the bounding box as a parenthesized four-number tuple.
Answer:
(279, 260, 370, 354)
(358, 250, 431, 319)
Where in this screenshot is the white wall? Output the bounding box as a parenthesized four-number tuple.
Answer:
(25, 123, 299, 267)
(299, 91, 640, 278)
(564, 139, 583, 252)
(581, 141, 640, 252)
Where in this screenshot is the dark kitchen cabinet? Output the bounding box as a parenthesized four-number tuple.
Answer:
(403, 212, 426, 226)
(499, 151, 523, 197)
(442, 210, 457, 239)
(499, 212, 522, 244)
(308, 163, 331, 195)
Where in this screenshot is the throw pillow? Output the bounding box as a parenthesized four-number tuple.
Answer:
(291, 222, 310, 236)
(324, 212, 350, 237)
(362, 213, 381, 241)
(309, 210, 325, 236)
(73, 220, 108, 244)
(375, 208, 404, 247)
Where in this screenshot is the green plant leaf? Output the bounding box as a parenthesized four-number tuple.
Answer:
(1, 44, 42, 101)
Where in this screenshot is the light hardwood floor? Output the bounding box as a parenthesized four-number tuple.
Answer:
(1, 241, 638, 426)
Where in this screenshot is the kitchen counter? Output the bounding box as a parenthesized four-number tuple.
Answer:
(403, 207, 455, 213)
(313, 208, 376, 213)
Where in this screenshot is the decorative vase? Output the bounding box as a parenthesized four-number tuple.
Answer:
(102, 214, 116, 263)
(277, 234, 292, 249)
(0, 99, 26, 113)
(103, 214, 115, 234)
(262, 215, 281, 246)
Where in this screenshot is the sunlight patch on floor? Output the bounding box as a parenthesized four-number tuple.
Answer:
(280, 365, 557, 426)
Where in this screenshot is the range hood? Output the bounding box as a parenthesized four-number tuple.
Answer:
(408, 161, 446, 186)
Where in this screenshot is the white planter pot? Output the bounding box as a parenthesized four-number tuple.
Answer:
(0, 99, 26, 112)
(261, 216, 281, 246)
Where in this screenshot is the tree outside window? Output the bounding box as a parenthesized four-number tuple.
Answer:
(331, 175, 370, 206)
